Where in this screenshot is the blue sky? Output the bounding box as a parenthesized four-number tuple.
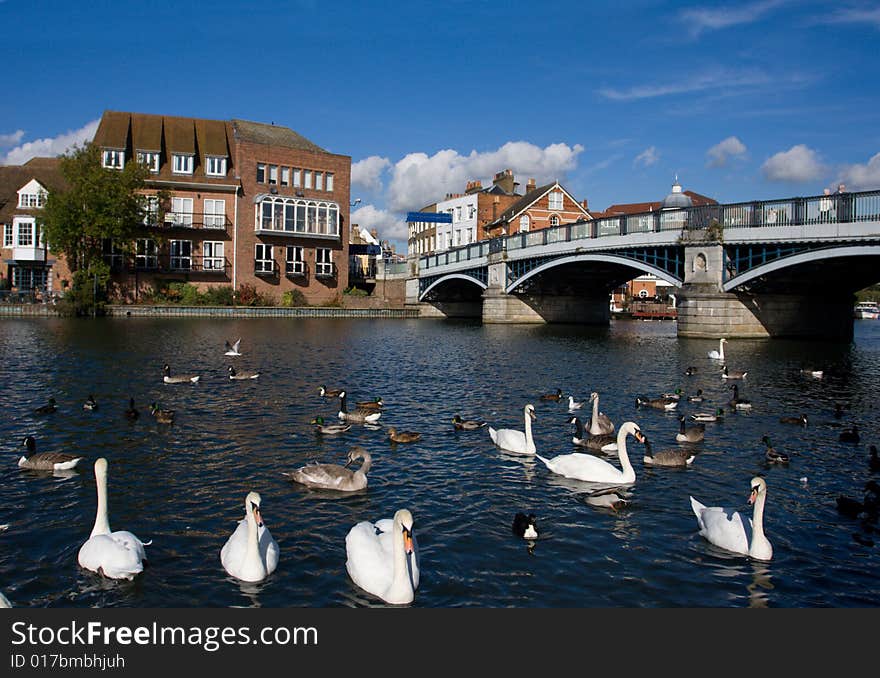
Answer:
(2, 0, 880, 250)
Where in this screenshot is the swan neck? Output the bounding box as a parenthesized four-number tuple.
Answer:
(388, 518, 414, 601)
(91, 470, 111, 537)
(243, 509, 264, 574)
(616, 427, 635, 478)
(751, 492, 767, 539)
(590, 397, 600, 431)
(358, 454, 372, 475)
(524, 409, 533, 442)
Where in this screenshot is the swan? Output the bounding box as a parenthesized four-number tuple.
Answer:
(18, 435, 84, 471)
(535, 421, 645, 484)
(676, 416, 705, 443)
(83, 394, 98, 411)
(512, 513, 538, 539)
(708, 337, 727, 360)
(569, 416, 617, 452)
(568, 395, 585, 411)
(228, 366, 260, 380)
(124, 398, 139, 420)
(0, 591, 11, 607)
(588, 392, 615, 435)
(488, 404, 537, 455)
(77, 458, 149, 579)
(452, 415, 487, 430)
(643, 440, 695, 467)
(284, 447, 371, 491)
(163, 364, 199, 383)
(225, 338, 242, 356)
(690, 476, 773, 561)
(345, 508, 419, 605)
(220, 491, 279, 583)
(337, 391, 381, 423)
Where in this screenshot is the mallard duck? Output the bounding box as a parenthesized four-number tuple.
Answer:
(661, 388, 683, 401)
(83, 394, 98, 411)
(163, 364, 199, 384)
(228, 366, 260, 380)
(512, 513, 538, 539)
(636, 395, 678, 410)
(224, 338, 242, 356)
(311, 416, 351, 435)
(540, 388, 564, 401)
(676, 415, 705, 443)
(761, 435, 790, 463)
(452, 415, 486, 430)
(569, 416, 617, 452)
(355, 397, 383, 411)
(319, 385, 342, 397)
(337, 391, 381, 424)
(150, 402, 175, 424)
(34, 398, 57, 414)
(869, 445, 880, 473)
(691, 408, 725, 423)
(643, 439, 695, 467)
(687, 388, 704, 403)
(779, 414, 808, 427)
(728, 384, 752, 410)
(388, 427, 421, 444)
(840, 425, 860, 444)
(17, 435, 84, 471)
(124, 398, 139, 420)
(722, 365, 748, 380)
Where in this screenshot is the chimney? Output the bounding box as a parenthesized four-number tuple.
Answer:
(526, 178, 536, 193)
(492, 196, 500, 220)
(581, 199, 589, 211)
(465, 180, 483, 194)
(492, 168, 516, 194)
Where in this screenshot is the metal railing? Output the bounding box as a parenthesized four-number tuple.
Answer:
(145, 212, 232, 230)
(105, 255, 230, 274)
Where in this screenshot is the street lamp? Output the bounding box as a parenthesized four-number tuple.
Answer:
(350, 198, 361, 208)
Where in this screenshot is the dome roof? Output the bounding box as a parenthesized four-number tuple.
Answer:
(663, 177, 693, 208)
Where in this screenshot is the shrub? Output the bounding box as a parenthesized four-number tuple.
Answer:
(281, 289, 308, 307)
(344, 286, 369, 297)
(203, 286, 235, 306)
(236, 283, 273, 306)
(59, 262, 111, 316)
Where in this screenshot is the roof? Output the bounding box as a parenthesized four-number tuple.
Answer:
(600, 189, 718, 217)
(232, 119, 327, 154)
(0, 157, 63, 224)
(486, 181, 590, 228)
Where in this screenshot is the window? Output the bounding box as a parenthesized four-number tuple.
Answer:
(203, 241, 224, 271)
(203, 199, 226, 228)
(17, 221, 33, 246)
(142, 195, 159, 225)
(12, 266, 48, 291)
(455, 229, 461, 246)
(102, 239, 125, 269)
(304, 170, 313, 189)
(256, 163, 266, 183)
(18, 192, 45, 208)
(136, 239, 158, 269)
(286, 246, 305, 275)
(137, 151, 160, 172)
(255, 197, 340, 236)
(550, 215, 560, 227)
(315, 172, 323, 191)
(281, 167, 290, 186)
(205, 156, 227, 177)
(4, 223, 12, 247)
(548, 191, 564, 210)
(102, 149, 124, 169)
(292, 168, 301, 187)
(170, 240, 192, 270)
(519, 215, 530, 233)
(456, 206, 462, 222)
(325, 173, 334, 191)
(255, 244, 274, 274)
(269, 165, 278, 185)
(315, 248, 333, 276)
(468, 204, 476, 219)
(171, 197, 194, 226)
(172, 154, 194, 174)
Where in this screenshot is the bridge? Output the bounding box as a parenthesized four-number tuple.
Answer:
(405, 189, 880, 338)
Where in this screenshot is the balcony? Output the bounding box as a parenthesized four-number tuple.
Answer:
(12, 246, 46, 262)
(104, 254, 229, 275)
(144, 212, 232, 231)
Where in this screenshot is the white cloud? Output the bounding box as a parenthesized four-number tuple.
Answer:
(815, 6, 880, 29)
(0, 130, 25, 148)
(761, 144, 824, 182)
(836, 152, 880, 191)
(634, 146, 660, 168)
(1, 119, 100, 165)
(386, 141, 584, 212)
(351, 155, 391, 191)
(680, 0, 787, 38)
(706, 136, 748, 167)
(351, 204, 407, 241)
(598, 69, 770, 101)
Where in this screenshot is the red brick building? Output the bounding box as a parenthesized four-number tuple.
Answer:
(484, 179, 591, 237)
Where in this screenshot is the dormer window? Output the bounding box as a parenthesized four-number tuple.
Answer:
(206, 156, 227, 177)
(172, 154, 194, 175)
(18, 192, 45, 208)
(137, 151, 160, 173)
(102, 149, 125, 169)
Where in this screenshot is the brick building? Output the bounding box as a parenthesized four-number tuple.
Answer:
(484, 179, 591, 237)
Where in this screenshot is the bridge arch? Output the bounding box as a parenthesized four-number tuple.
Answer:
(419, 273, 487, 301)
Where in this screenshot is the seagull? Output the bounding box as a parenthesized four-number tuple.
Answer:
(225, 339, 242, 356)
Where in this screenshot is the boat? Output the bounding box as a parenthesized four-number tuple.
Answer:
(854, 302, 880, 319)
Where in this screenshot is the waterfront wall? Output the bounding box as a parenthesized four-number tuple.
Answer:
(105, 305, 418, 318)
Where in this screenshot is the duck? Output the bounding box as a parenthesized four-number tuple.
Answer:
(512, 513, 538, 539)
(588, 392, 615, 435)
(488, 404, 537, 455)
(220, 491, 279, 583)
(708, 337, 727, 361)
(676, 415, 705, 443)
(337, 391, 381, 424)
(163, 363, 199, 384)
(661, 388, 683, 401)
(284, 446, 371, 492)
(77, 458, 150, 579)
(540, 388, 564, 402)
(387, 427, 422, 444)
(124, 398, 139, 420)
(83, 394, 98, 411)
(779, 414, 808, 427)
(761, 435, 790, 464)
(636, 395, 678, 411)
(319, 385, 343, 398)
(310, 416, 351, 435)
(452, 415, 487, 430)
(840, 425, 860, 444)
(228, 365, 260, 380)
(149, 402, 175, 424)
(345, 508, 419, 605)
(18, 435, 84, 471)
(691, 408, 725, 423)
(728, 384, 752, 410)
(722, 365, 748, 380)
(569, 416, 617, 452)
(584, 488, 629, 511)
(800, 367, 823, 379)
(567, 395, 585, 411)
(643, 439, 695, 467)
(355, 397, 383, 411)
(687, 389, 704, 403)
(870, 445, 880, 473)
(224, 338, 242, 356)
(836, 482, 880, 521)
(690, 476, 773, 561)
(535, 421, 646, 484)
(34, 397, 57, 414)
(834, 403, 848, 419)
(685, 366, 698, 376)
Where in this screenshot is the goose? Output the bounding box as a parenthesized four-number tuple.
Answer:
(355, 397, 383, 411)
(588, 392, 615, 435)
(870, 445, 880, 473)
(224, 338, 242, 356)
(488, 404, 537, 455)
(387, 427, 421, 444)
(220, 491, 279, 583)
(687, 389, 704, 403)
(690, 476, 773, 561)
(283, 446, 371, 492)
(228, 366, 260, 380)
(18, 435, 84, 471)
(568, 395, 585, 411)
(337, 391, 381, 424)
(540, 388, 564, 402)
(636, 395, 678, 411)
(779, 414, 808, 427)
(722, 365, 748, 380)
(83, 394, 98, 411)
(676, 416, 705, 443)
(708, 337, 727, 361)
(840, 425, 860, 444)
(643, 439, 695, 467)
(512, 513, 538, 539)
(124, 398, 139, 420)
(163, 364, 199, 384)
(149, 402, 175, 424)
(34, 397, 57, 414)
(77, 458, 150, 579)
(319, 385, 343, 398)
(761, 436, 790, 464)
(535, 421, 646, 484)
(691, 408, 725, 423)
(452, 415, 487, 430)
(728, 384, 752, 410)
(346, 509, 419, 605)
(569, 416, 617, 452)
(310, 416, 351, 435)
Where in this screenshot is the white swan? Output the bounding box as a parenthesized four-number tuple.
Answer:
(708, 337, 727, 361)
(536, 421, 645, 484)
(77, 458, 149, 580)
(345, 509, 419, 604)
(225, 338, 242, 356)
(283, 447, 371, 491)
(0, 591, 11, 607)
(488, 404, 537, 455)
(220, 491, 279, 582)
(588, 391, 615, 435)
(690, 476, 772, 561)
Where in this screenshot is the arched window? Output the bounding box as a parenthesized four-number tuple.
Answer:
(694, 252, 707, 272)
(549, 215, 560, 227)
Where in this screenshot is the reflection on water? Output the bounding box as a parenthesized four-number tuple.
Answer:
(1, 317, 879, 607)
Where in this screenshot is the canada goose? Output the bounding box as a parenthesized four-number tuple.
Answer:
(124, 398, 139, 420)
(17, 436, 84, 471)
(722, 365, 748, 380)
(540, 388, 564, 401)
(355, 397, 383, 411)
(643, 439, 695, 467)
(150, 402, 175, 424)
(870, 445, 880, 472)
(311, 416, 351, 435)
(636, 395, 678, 411)
(779, 414, 808, 427)
(83, 394, 98, 411)
(284, 446, 371, 492)
(224, 338, 242, 356)
(691, 408, 725, 423)
(761, 436, 790, 464)
(163, 364, 199, 384)
(677, 416, 705, 443)
(512, 513, 538, 539)
(338, 391, 381, 424)
(728, 384, 752, 410)
(319, 385, 342, 397)
(840, 425, 860, 444)
(34, 398, 57, 415)
(228, 366, 260, 380)
(452, 415, 487, 430)
(569, 416, 617, 452)
(388, 427, 422, 444)
(687, 389, 704, 403)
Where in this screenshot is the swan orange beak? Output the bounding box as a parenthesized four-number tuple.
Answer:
(634, 430, 646, 444)
(748, 489, 758, 505)
(254, 507, 264, 528)
(403, 528, 414, 554)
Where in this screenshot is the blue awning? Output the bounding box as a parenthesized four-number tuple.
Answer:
(406, 211, 452, 223)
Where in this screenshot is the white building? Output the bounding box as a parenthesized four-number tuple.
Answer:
(434, 193, 478, 251)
